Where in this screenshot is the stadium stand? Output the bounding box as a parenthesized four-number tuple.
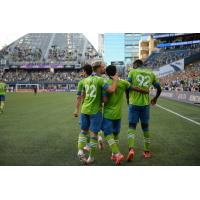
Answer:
(145, 44, 200, 69)
(160, 63, 200, 92)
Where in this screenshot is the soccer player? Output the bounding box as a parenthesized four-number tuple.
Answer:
(73, 64, 104, 151)
(73, 64, 93, 118)
(77, 62, 119, 164)
(0, 80, 7, 114)
(74, 64, 92, 152)
(102, 65, 149, 165)
(127, 59, 162, 161)
(33, 86, 38, 95)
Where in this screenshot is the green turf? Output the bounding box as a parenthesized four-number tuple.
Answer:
(0, 92, 200, 166)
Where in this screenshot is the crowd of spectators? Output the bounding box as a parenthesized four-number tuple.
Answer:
(1, 70, 82, 83)
(160, 64, 200, 92)
(145, 44, 200, 69)
(1, 45, 98, 64)
(2, 47, 42, 62)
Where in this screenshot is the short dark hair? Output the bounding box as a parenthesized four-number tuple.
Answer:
(133, 59, 143, 67)
(106, 65, 117, 77)
(82, 64, 92, 76)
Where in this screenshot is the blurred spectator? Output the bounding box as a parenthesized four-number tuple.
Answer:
(1, 69, 83, 83)
(160, 64, 200, 92)
(145, 44, 200, 69)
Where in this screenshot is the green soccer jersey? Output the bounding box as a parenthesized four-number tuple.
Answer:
(128, 67, 159, 106)
(77, 79, 84, 96)
(103, 79, 130, 120)
(81, 75, 109, 115)
(0, 82, 7, 95)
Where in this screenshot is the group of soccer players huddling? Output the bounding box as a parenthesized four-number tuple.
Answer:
(74, 59, 162, 165)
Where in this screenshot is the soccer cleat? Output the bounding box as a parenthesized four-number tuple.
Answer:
(115, 153, 124, 165)
(98, 136, 104, 151)
(111, 153, 117, 161)
(143, 151, 151, 158)
(127, 148, 135, 162)
(77, 150, 87, 163)
(86, 156, 95, 165)
(83, 144, 90, 152)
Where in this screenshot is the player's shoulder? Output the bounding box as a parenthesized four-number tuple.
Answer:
(78, 78, 84, 84)
(118, 79, 130, 88)
(128, 69, 135, 75)
(119, 79, 128, 84)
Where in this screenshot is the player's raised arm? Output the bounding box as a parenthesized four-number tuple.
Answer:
(105, 73, 119, 93)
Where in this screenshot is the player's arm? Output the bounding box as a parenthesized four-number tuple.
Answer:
(128, 75, 149, 94)
(125, 89, 129, 105)
(73, 94, 81, 117)
(102, 89, 109, 104)
(151, 75, 162, 105)
(104, 74, 119, 93)
(73, 81, 83, 117)
(131, 86, 149, 94)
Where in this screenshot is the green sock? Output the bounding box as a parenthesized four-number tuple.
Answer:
(98, 130, 103, 138)
(78, 131, 87, 150)
(105, 134, 120, 154)
(128, 128, 136, 149)
(86, 133, 90, 144)
(113, 134, 119, 149)
(143, 131, 150, 151)
(89, 136, 98, 158)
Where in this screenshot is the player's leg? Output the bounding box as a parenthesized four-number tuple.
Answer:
(140, 105, 151, 158)
(97, 129, 104, 151)
(78, 113, 90, 162)
(87, 112, 102, 164)
(112, 119, 124, 165)
(83, 131, 91, 152)
(0, 95, 5, 113)
(127, 105, 139, 161)
(102, 118, 120, 157)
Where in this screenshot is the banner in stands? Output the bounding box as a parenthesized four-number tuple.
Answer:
(157, 40, 200, 48)
(152, 90, 200, 105)
(20, 64, 64, 69)
(154, 59, 184, 77)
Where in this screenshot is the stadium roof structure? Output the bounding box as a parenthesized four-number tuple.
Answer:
(1, 33, 98, 65)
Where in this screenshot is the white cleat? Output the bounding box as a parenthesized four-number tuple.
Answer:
(77, 150, 87, 163)
(83, 144, 91, 152)
(86, 156, 95, 165)
(98, 136, 104, 151)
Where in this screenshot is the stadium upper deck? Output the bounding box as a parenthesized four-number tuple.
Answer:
(0, 33, 99, 67)
(144, 33, 200, 69)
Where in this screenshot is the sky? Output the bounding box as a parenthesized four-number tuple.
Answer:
(0, 33, 99, 50)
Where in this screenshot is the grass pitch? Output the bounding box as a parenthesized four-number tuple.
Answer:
(0, 92, 200, 166)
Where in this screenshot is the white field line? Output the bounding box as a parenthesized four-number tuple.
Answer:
(157, 104, 200, 126)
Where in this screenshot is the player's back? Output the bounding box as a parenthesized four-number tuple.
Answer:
(128, 67, 158, 106)
(81, 75, 104, 115)
(0, 82, 6, 95)
(104, 79, 128, 120)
